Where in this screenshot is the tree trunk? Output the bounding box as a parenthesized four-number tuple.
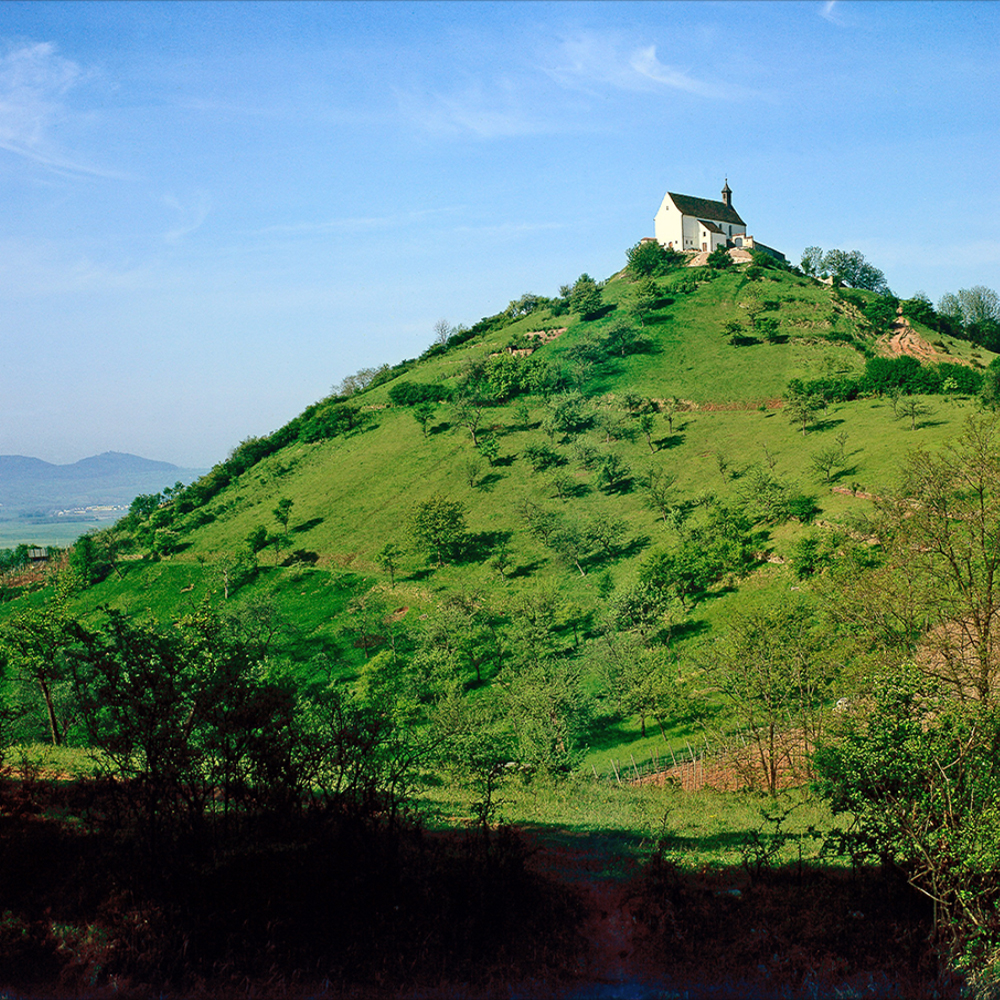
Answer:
(39, 677, 61, 747)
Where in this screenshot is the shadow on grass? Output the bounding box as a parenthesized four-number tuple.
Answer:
(582, 713, 642, 754)
(654, 433, 685, 450)
(827, 464, 860, 485)
(667, 618, 711, 643)
(508, 559, 546, 579)
(462, 530, 513, 563)
(598, 476, 634, 496)
(292, 517, 325, 534)
(552, 480, 591, 500)
(473, 472, 504, 491)
(590, 535, 650, 564)
(810, 417, 846, 433)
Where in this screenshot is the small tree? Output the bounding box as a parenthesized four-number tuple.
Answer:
(898, 397, 931, 431)
(409, 496, 467, 567)
(810, 445, 845, 484)
(712, 604, 833, 793)
(740, 288, 764, 331)
(0, 586, 82, 746)
(595, 453, 631, 494)
(604, 317, 641, 356)
(413, 401, 436, 437)
(271, 497, 294, 563)
(641, 467, 681, 524)
(785, 388, 821, 435)
(800, 246, 825, 276)
(625, 240, 682, 279)
(570, 273, 603, 319)
(245, 525, 270, 571)
(585, 511, 627, 560)
(375, 542, 403, 588)
(662, 397, 680, 433)
(477, 435, 500, 466)
(637, 412, 658, 452)
(453, 392, 487, 446)
(433, 318, 452, 346)
(758, 317, 781, 343)
(706, 245, 733, 269)
(625, 277, 659, 326)
(462, 455, 484, 488)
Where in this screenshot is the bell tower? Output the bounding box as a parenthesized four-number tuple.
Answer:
(721, 178, 732, 208)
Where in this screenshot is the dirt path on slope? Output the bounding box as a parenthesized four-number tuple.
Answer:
(877, 309, 957, 363)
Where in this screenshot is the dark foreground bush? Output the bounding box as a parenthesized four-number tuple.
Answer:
(0, 778, 581, 996)
(628, 851, 961, 997)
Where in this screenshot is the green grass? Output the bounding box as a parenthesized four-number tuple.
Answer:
(419, 776, 843, 870)
(4, 258, 995, 794)
(568, 270, 868, 404)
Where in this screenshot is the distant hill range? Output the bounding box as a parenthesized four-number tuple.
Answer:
(0, 451, 206, 541)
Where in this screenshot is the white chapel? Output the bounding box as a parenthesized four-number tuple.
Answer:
(653, 180, 784, 261)
(654, 180, 746, 252)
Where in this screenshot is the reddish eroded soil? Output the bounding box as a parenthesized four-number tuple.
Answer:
(877, 309, 959, 364)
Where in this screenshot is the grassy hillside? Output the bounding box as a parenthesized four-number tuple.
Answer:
(3, 255, 992, 777)
(6, 251, 1000, 995)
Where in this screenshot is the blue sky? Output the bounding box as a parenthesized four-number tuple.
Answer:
(0, 0, 997, 467)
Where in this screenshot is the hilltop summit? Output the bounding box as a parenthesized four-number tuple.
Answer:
(654, 180, 785, 261)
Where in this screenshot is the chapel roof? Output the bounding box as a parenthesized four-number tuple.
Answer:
(668, 192, 745, 226)
(698, 219, 724, 234)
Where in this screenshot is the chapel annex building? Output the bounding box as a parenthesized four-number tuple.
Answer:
(653, 181, 784, 261)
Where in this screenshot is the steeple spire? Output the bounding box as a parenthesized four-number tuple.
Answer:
(721, 179, 732, 208)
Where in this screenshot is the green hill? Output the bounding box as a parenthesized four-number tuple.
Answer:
(6, 249, 1000, 993)
(2, 254, 993, 776)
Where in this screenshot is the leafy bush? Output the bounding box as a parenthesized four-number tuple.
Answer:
(523, 443, 562, 472)
(388, 381, 451, 407)
(625, 240, 684, 278)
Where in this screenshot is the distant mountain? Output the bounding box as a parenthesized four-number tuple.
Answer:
(0, 452, 206, 543)
(0, 451, 184, 484)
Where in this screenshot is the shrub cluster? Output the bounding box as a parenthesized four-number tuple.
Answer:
(788, 356, 985, 405)
(388, 381, 452, 406)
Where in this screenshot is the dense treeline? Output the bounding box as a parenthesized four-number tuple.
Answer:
(788, 354, 993, 406)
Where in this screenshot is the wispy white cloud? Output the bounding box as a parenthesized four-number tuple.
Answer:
(451, 221, 564, 240)
(0, 41, 121, 177)
(545, 33, 649, 93)
(259, 205, 462, 237)
(0, 237, 160, 296)
(395, 80, 551, 139)
(630, 46, 756, 100)
(162, 191, 212, 243)
(546, 34, 758, 101)
(819, 1, 843, 24)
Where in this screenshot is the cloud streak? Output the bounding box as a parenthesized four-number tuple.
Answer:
(163, 191, 212, 244)
(0, 40, 121, 177)
(630, 46, 756, 100)
(546, 34, 758, 101)
(819, 1, 843, 24)
(395, 81, 551, 139)
(259, 205, 462, 237)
